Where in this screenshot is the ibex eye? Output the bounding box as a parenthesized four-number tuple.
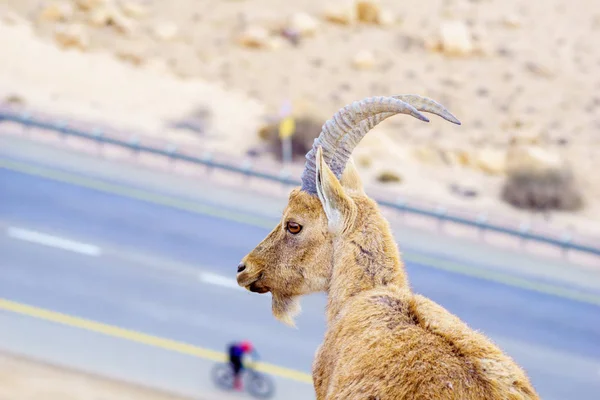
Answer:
(286, 221, 302, 234)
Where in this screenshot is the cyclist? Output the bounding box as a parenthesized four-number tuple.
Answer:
(227, 340, 259, 391)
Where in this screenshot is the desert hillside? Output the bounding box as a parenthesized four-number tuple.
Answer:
(1, 0, 599, 238)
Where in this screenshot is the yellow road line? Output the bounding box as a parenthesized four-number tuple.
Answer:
(2, 157, 600, 308)
(0, 298, 313, 384)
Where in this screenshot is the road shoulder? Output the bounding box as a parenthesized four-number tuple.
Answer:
(0, 351, 194, 400)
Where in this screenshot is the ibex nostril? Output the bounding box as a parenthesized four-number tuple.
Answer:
(237, 263, 246, 273)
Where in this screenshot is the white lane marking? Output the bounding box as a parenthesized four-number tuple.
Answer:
(199, 271, 243, 291)
(6, 227, 102, 256)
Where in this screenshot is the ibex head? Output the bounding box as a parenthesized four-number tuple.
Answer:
(236, 95, 460, 326)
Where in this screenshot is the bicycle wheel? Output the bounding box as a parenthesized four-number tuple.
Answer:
(211, 363, 235, 390)
(246, 370, 275, 399)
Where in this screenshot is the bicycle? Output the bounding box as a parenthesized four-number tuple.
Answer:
(211, 361, 275, 399)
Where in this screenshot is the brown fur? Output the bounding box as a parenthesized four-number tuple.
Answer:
(237, 149, 539, 399)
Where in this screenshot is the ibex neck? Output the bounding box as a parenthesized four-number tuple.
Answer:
(326, 204, 409, 323)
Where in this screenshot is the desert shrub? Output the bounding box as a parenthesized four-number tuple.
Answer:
(259, 116, 322, 162)
(501, 168, 583, 211)
(377, 170, 402, 183)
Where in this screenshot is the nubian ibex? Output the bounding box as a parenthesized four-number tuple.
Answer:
(237, 95, 539, 399)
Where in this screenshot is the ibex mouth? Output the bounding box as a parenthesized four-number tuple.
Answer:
(248, 281, 270, 294)
(247, 272, 269, 294)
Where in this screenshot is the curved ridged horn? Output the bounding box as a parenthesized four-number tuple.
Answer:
(300, 95, 461, 194)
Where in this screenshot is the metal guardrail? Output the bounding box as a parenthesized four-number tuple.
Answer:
(1, 110, 299, 186)
(1, 106, 599, 258)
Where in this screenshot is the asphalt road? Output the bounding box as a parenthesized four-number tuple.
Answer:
(1, 140, 600, 400)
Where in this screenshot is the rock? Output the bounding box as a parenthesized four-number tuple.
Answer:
(502, 14, 521, 28)
(281, 28, 301, 46)
(439, 20, 474, 56)
(508, 131, 542, 145)
(238, 26, 272, 48)
(288, 12, 319, 37)
(119, 1, 148, 19)
(54, 24, 89, 50)
(377, 170, 402, 183)
(356, 154, 372, 167)
(412, 146, 443, 165)
(75, 0, 108, 11)
(152, 22, 179, 41)
(424, 38, 443, 53)
(169, 106, 211, 133)
(1, 11, 21, 25)
(505, 145, 563, 176)
(377, 10, 396, 27)
(356, 0, 380, 24)
(246, 148, 264, 158)
(291, 97, 323, 118)
(116, 51, 144, 66)
(115, 45, 145, 66)
(449, 183, 478, 198)
(88, 3, 135, 34)
(475, 148, 506, 175)
(456, 149, 475, 167)
(89, 8, 107, 25)
(525, 61, 554, 78)
(323, 1, 356, 25)
(473, 34, 494, 57)
(267, 36, 286, 50)
(352, 49, 376, 69)
(38, 2, 74, 23)
(441, 148, 473, 167)
(593, 14, 600, 30)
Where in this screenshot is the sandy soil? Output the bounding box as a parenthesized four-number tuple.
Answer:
(0, 352, 193, 400)
(1, 0, 599, 238)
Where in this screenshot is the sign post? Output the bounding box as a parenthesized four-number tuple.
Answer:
(279, 116, 295, 165)
(278, 100, 295, 165)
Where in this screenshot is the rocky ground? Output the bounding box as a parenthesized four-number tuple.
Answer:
(1, 0, 599, 238)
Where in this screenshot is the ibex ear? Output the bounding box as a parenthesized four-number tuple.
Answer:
(340, 156, 365, 195)
(315, 147, 354, 234)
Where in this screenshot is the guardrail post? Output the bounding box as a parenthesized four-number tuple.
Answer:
(435, 205, 447, 232)
(476, 213, 488, 240)
(518, 222, 530, 248)
(166, 143, 177, 166)
(279, 168, 292, 191)
(560, 231, 572, 258)
(19, 112, 32, 136)
(91, 127, 104, 156)
(395, 198, 406, 220)
(55, 120, 68, 141)
(201, 151, 214, 175)
(241, 160, 253, 181)
(129, 135, 140, 157)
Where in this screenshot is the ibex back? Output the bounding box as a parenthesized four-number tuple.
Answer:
(236, 95, 539, 399)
